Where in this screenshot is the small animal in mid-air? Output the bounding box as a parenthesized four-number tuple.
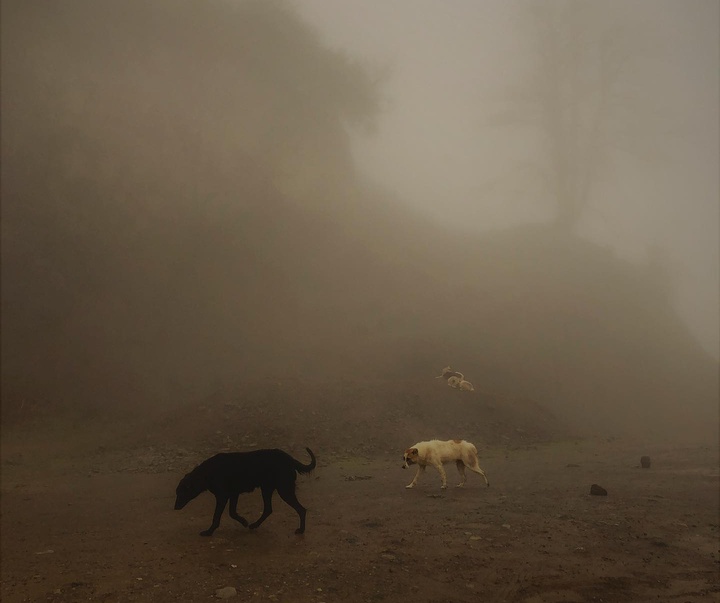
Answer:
(174, 447, 316, 536)
(447, 372, 475, 392)
(402, 439, 489, 489)
(438, 366, 475, 391)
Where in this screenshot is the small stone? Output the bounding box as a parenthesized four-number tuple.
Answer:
(215, 586, 237, 599)
(590, 484, 608, 496)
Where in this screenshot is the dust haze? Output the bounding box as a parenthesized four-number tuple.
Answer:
(2, 2, 719, 602)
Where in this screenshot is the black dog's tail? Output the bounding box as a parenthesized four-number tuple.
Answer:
(294, 448, 316, 474)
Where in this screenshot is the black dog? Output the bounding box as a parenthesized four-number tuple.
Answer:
(174, 447, 316, 536)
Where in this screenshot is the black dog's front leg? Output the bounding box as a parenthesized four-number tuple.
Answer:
(200, 495, 228, 536)
(228, 493, 248, 527)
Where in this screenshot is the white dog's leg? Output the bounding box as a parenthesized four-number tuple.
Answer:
(467, 462, 490, 487)
(434, 462, 448, 489)
(455, 460, 466, 487)
(406, 465, 425, 488)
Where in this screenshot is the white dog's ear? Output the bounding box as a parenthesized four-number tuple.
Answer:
(411, 448, 418, 455)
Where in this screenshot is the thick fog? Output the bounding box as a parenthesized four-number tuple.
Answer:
(1, 0, 717, 441)
(296, 0, 720, 360)
(3, 6, 719, 599)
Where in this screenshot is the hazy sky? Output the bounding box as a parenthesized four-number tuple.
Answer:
(293, 0, 719, 358)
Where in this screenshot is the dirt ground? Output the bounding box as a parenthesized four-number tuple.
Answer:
(1, 381, 718, 603)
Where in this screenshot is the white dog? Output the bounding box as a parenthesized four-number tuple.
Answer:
(402, 439, 489, 489)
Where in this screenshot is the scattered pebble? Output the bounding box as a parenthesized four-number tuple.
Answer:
(215, 586, 237, 599)
(590, 484, 608, 496)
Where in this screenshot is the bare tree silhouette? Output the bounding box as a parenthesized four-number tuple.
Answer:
(490, 1, 661, 232)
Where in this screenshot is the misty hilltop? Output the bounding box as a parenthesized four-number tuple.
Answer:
(2, 0, 717, 442)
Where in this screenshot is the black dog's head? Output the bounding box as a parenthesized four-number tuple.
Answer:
(174, 471, 207, 510)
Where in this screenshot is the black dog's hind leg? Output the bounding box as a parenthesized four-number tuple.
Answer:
(248, 484, 274, 530)
(228, 493, 248, 527)
(200, 495, 228, 537)
(277, 483, 307, 534)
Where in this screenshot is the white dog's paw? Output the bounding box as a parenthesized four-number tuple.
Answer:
(456, 483, 465, 488)
(441, 484, 448, 489)
(405, 484, 415, 489)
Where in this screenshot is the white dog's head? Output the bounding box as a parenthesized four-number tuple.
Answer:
(402, 447, 419, 469)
